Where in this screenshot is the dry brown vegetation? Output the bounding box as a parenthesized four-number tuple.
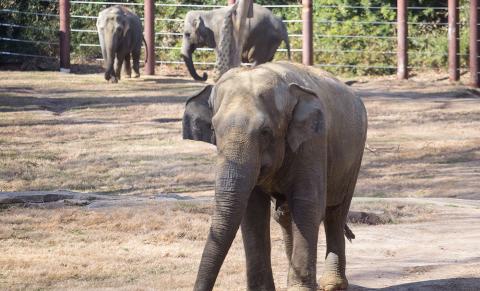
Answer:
(1, 70, 480, 290)
(1, 71, 479, 199)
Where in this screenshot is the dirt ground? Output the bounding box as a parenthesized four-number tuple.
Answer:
(0, 68, 479, 290)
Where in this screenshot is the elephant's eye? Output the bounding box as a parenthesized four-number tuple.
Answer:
(184, 32, 191, 38)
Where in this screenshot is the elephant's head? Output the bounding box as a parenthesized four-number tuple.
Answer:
(97, 6, 130, 80)
(181, 12, 216, 81)
(183, 67, 325, 289)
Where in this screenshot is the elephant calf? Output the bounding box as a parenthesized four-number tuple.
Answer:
(181, 4, 291, 81)
(97, 5, 145, 83)
(183, 61, 368, 291)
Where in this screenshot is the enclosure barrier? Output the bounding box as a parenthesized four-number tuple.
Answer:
(59, 0, 70, 72)
(448, 0, 460, 81)
(397, 0, 408, 79)
(1, 1, 479, 87)
(144, 0, 154, 75)
(471, 0, 480, 87)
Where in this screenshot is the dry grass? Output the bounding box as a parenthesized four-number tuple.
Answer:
(0, 202, 286, 290)
(1, 70, 479, 199)
(0, 71, 214, 195)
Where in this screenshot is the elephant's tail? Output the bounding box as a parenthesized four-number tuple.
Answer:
(142, 36, 148, 64)
(344, 224, 355, 242)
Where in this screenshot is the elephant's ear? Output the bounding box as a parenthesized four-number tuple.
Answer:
(183, 85, 216, 145)
(287, 83, 326, 152)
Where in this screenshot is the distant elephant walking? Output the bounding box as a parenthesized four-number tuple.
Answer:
(96, 5, 146, 83)
(181, 4, 291, 81)
(183, 62, 368, 291)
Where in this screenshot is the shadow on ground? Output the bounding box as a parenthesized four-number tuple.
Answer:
(0, 94, 189, 113)
(350, 277, 480, 290)
(356, 88, 480, 100)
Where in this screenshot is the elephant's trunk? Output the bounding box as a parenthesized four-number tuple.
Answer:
(104, 32, 117, 80)
(181, 41, 208, 81)
(194, 147, 259, 291)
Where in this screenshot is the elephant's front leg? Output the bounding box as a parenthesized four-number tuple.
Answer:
(114, 53, 125, 81)
(241, 187, 275, 291)
(124, 53, 132, 78)
(287, 195, 325, 291)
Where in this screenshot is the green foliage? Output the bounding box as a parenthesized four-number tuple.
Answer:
(0, 0, 59, 62)
(0, 0, 472, 75)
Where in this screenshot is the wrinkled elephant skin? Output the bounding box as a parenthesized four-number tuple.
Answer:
(97, 5, 144, 83)
(183, 61, 368, 291)
(181, 4, 291, 81)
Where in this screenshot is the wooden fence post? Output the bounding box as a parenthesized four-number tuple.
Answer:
(144, 0, 155, 75)
(448, 0, 459, 81)
(397, 0, 408, 79)
(59, 0, 70, 72)
(302, 0, 313, 65)
(470, 0, 479, 87)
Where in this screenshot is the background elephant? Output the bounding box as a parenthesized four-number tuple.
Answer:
(181, 4, 291, 81)
(96, 5, 146, 83)
(183, 62, 367, 291)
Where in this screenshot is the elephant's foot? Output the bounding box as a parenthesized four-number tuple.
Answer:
(109, 77, 118, 84)
(133, 73, 140, 78)
(125, 74, 132, 79)
(319, 273, 348, 291)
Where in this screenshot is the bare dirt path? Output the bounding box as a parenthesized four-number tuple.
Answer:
(1, 196, 479, 290)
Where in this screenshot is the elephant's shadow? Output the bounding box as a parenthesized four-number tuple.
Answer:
(348, 277, 480, 290)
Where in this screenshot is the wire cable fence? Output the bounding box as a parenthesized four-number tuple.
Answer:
(0, 0, 472, 76)
(0, 1, 60, 63)
(65, 0, 301, 68)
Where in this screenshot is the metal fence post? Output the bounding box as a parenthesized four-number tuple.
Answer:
(144, 0, 155, 75)
(397, 0, 408, 79)
(302, 0, 313, 66)
(470, 0, 479, 87)
(448, 0, 459, 81)
(59, 0, 70, 73)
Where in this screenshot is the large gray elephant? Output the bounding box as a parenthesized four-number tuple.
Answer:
(181, 4, 291, 81)
(183, 62, 368, 291)
(96, 5, 146, 83)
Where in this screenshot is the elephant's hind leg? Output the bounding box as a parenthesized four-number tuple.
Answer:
(272, 198, 293, 272)
(320, 202, 349, 291)
(132, 48, 141, 78)
(241, 187, 275, 291)
(320, 168, 361, 291)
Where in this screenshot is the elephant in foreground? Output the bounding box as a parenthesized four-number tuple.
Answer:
(183, 62, 367, 291)
(181, 4, 291, 81)
(96, 5, 146, 83)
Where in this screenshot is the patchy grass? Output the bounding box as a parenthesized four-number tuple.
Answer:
(1, 71, 479, 199)
(0, 202, 284, 290)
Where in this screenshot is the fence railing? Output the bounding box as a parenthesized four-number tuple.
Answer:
(1, 0, 479, 87)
